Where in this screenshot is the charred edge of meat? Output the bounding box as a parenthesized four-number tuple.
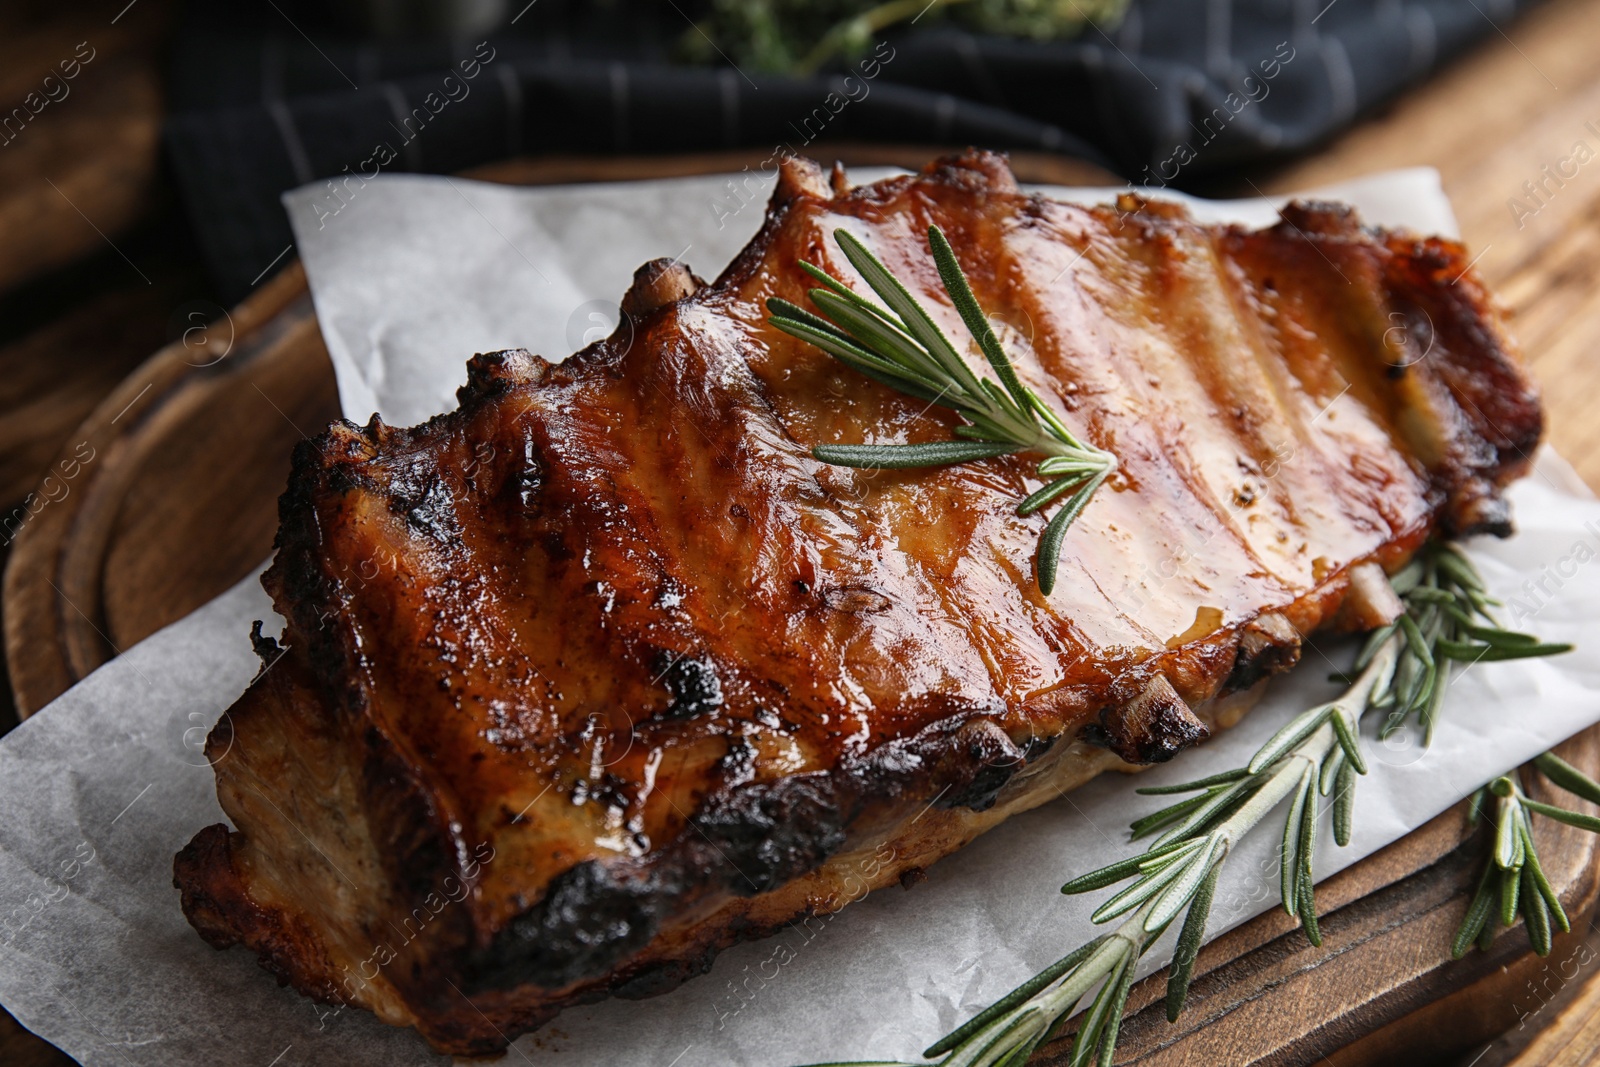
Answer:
(466, 773, 847, 993)
(775, 155, 831, 202)
(457, 348, 551, 404)
(932, 718, 1027, 811)
(713, 148, 1021, 291)
(248, 620, 280, 674)
(174, 824, 346, 1004)
(264, 348, 551, 700)
(1395, 227, 1542, 537)
(1396, 230, 1541, 536)
(467, 704, 1033, 995)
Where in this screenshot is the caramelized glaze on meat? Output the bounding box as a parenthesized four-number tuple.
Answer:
(173, 151, 1541, 1054)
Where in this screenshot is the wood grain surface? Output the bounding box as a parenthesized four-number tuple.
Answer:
(5, 0, 1600, 1062)
(0, 2, 173, 293)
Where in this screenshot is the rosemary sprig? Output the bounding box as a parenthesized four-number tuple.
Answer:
(1049, 546, 1571, 1044)
(804, 544, 1570, 1067)
(1452, 753, 1600, 958)
(813, 659, 1385, 1067)
(767, 226, 1117, 594)
(1354, 542, 1571, 745)
(1056, 642, 1393, 1025)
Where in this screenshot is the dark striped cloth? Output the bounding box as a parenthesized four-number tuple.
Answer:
(165, 0, 1537, 302)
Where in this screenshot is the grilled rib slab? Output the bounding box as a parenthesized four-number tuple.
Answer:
(173, 151, 1540, 1054)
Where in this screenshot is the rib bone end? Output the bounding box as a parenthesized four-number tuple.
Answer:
(1097, 673, 1209, 764)
(620, 259, 700, 320)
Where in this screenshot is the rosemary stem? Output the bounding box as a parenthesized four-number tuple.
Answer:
(1042, 900, 1157, 1016)
(1343, 634, 1403, 727)
(1207, 637, 1397, 853)
(1217, 745, 1324, 847)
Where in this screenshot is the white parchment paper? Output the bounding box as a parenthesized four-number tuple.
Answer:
(0, 166, 1594, 1067)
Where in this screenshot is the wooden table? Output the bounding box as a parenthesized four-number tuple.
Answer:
(4, 0, 1600, 1063)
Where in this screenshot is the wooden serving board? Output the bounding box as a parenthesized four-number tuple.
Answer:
(4, 145, 1599, 1067)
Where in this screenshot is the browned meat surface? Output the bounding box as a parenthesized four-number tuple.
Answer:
(173, 151, 1541, 1055)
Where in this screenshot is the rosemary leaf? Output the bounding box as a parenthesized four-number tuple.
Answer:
(812, 441, 1019, 469)
(1036, 456, 1107, 477)
(1534, 752, 1600, 806)
(1298, 864, 1322, 948)
(1280, 765, 1312, 915)
(1330, 709, 1368, 775)
(1135, 768, 1251, 796)
(831, 229, 984, 398)
(1249, 704, 1330, 775)
(1451, 862, 1498, 959)
(1466, 786, 1487, 828)
(1522, 826, 1568, 934)
(1433, 546, 1486, 590)
(1523, 867, 1553, 957)
(996, 1032, 1046, 1067)
(1147, 837, 1223, 932)
(1037, 478, 1102, 596)
(1494, 791, 1519, 868)
(1388, 558, 1425, 594)
(1128, 792, 1215, 839)
(1318, 747, 1344, 797)
(1500, 866, 1521, 928)
(1333, 759, 1357, 847)
(1061, 839, 1197, 895)
(1354, 622, 1398, 671)
(766, 297, 855, 342)
(1463, 624, 1543, 648)
(1165, 861, 1221, 1022)
(1091, 854, 1192, 923)
(1437, 639, 1574, 662)
(768, 314, 947, 404)
(1092, 957, 1140, 1067)
(1519, 798, 1600, 833)
(1297, 781, 1322, 946)
(1016, 474, 1083, 517)
(1069, 956, 1130, 1067)
(1148, 776, 1255, 849)
(808, 290, 931, 373)
(1398, 613, 1434, 669)
(928, 225, 1033, 412)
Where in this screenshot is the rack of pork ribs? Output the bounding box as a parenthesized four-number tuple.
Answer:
(174, 150, 1540, 1055)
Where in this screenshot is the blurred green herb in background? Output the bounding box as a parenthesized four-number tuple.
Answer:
(680, 0, 1131, 75)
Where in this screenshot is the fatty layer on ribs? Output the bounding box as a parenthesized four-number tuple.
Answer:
(174, 151, 1541, 1054)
